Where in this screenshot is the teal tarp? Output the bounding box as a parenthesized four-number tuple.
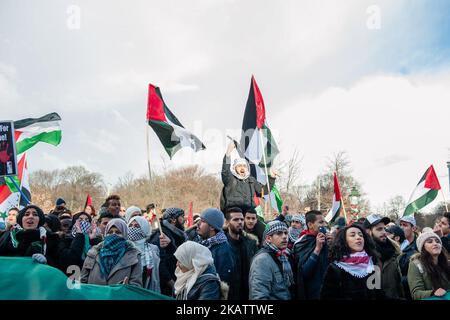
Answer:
(0, 257, 172, 300)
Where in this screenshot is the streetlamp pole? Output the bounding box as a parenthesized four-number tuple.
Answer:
(447, 161, 450, 201)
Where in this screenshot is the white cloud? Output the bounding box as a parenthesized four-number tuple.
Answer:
(273, 72, 450, 207)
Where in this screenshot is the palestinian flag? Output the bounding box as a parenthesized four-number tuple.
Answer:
(147, 84, 205, 158)
(14, 113, 62, 155)
(325, 172, 343, 223)
(403, 165, 441, 217)
(240, 76, 279, 184)
(0, 153, 31, 214)
(264, 184, 283, 213)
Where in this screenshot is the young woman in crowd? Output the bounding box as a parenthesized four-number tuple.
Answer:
(80, 218, 142, 287)
(127, 216, 161, 292)
(321, 223, 384, 300)
(407, 230, 450, 300)
(173, 241, 222, 300)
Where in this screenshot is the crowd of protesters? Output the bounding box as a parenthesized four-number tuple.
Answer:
(0, 144, 448, 300)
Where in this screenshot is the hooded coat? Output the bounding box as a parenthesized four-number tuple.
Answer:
(220, 155, 275, 212)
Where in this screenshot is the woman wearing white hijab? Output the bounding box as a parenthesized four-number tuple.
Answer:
(127, 216, 161, 292)
(174, 241, 221, 300)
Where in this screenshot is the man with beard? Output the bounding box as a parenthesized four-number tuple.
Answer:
(197, 208, 235, 285)
(224, 207, 258, 300)
(148, 207, 187, 296)
(249, 220, 294, 300)
(365, 214, 404, 299)
(287, 214, 305, 251)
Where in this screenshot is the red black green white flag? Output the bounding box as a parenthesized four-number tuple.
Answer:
(147, 84, 205, 158)
(403, 165, 441, 217)
(325, 172, 343, 224)
(240, 76, 279, 184)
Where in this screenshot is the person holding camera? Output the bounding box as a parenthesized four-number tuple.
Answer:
(293, 210, 331, 300)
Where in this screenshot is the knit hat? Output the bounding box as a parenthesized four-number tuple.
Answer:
(200, 208, 224, 231)
(105, 218, 128, 238)
(17, 205, 45, 228)
(400, 215, 416, 227)
(163, 207, 185, 221)
(56, 198, 66, 206)
(263, 220, 288, 239)
(416, 231, 442, 253)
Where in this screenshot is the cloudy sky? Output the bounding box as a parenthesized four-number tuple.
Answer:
(1, 0, 449, 209)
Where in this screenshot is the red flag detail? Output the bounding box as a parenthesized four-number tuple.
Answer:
(251, 76, 266, 129)
(147, 84, 167, 122)
(187, 202, 193, 228)
(424, 165, 441, 190)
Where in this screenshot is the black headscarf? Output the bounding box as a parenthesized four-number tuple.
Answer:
(17, 205, 45, 228)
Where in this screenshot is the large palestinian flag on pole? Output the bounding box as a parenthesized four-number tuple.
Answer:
(147, 84, 205, 158)
(240, 76, 279, 184)
(325, 172, 343, 223)
(14, 113, 62, 155)
(403, 165, 441, 217)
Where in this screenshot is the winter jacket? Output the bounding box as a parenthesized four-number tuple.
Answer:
(148, 220, 187, 295)
(320, 263, 385, 300)
(293, 233, 329, 300)
(378, 238, 405, 299)
(208, 239, 235, 285)
(225, 230, 258, 300)
(186, 225, 199, 241)
(0, 229, 60, 267)
(57, 233, 102, 275)
(398, 237, 418, 299)
(249, 247, 292, 300)
(80, 241, 143, 287)
(407, 253, 450, 300)
(185, 265, 222, 300)
(220, 155, 275, 212)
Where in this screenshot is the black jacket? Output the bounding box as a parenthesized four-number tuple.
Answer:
(294, 233, 329, 300)
(225, 231, 258, 300)
(0, 229, 60, 267)
(148, 220, 187, 296)
(57, 233, 102, 275)
(220, 155, 274, 212)
(320, 263, 385, 300)
(442, 235, 450, 254)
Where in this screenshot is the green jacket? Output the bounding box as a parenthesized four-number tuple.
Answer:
(407, 253, 450, 300)
(380, 238, 404, 299)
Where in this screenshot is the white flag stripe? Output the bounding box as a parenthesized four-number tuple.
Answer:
(16, 121, 61, 142)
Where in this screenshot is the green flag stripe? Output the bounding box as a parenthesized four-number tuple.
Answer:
(404, 189, 439, 216)
(16, 131, 62, 154)
(148, 120, 179, 158)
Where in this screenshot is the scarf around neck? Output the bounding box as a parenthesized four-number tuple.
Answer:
(200, 231, 228, 249)
(128, 226, 155, 275)
(162, 219, 187, 242)
(10, 226, 48, 255)
(334, 251, 375, 278)
(264, 242, 294, 288)
(99, 234, 128, 279)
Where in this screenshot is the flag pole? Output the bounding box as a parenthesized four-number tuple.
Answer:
(7, 176, 30, 205)
(341, 195, 349, 224)
(145, 125, 152, 181)
(440, 189, 449, 212)
(258, 128, 273, 214)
